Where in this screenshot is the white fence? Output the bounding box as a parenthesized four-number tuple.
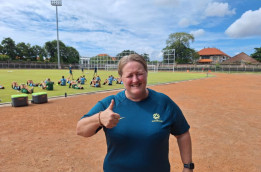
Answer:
(0, 62, 261, 72)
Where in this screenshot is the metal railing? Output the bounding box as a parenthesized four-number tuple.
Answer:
(0, 62, 261, 72)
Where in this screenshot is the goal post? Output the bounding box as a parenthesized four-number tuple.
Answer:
(105, 64, 118, 71)
(147, 64, 157, 72)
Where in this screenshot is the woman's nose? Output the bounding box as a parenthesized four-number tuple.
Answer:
(132, 75, 138, 82)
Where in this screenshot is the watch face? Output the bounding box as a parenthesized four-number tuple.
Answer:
(184, 163, 194, 169)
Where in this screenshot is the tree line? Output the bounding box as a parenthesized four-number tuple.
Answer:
(1, 33, 260, 64)
(162, 32, 261, 63)
(0, 37, 79, 64)
(89, 50, 150, 65)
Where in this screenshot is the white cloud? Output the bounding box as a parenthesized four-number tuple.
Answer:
(178, 18, 191, 27)
(0, 0, 259, 61)
(225, 8, 261, 38)
(154, 0, 179, 6)
(190, 29, 205, 38)
(205, 2, 235, 17)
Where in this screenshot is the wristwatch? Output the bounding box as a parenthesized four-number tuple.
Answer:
(184, 162, 194, 169)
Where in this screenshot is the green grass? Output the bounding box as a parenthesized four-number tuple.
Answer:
(0, 69, 210, 103)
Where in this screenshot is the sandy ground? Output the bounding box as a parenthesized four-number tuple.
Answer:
(0, 73, 261, 172)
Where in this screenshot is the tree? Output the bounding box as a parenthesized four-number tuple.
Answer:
(0, 54, 10, 61)
(64, 46, 80, 64)
(0, 44, 3, 54)
(191, 49, 200, 64)
(116, 50, 138, 60)
(251, 47, 261, 62)
(31, 45, 46, 61)
(1, 37, 16, 60)
(45, 40, 61, 62)
(0, 37, 81, 63)
(44, 40, 80, 63)
(163, 32, 195, 64)
(140, 53, 150, 62)
(16, 42, 30, 60)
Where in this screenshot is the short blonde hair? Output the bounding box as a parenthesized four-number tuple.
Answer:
(118, 54, 147, 76)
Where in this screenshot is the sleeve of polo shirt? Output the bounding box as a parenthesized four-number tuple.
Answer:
(170, 102, 190, 136)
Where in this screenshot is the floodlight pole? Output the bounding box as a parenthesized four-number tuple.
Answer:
(51, 0, 62, 69)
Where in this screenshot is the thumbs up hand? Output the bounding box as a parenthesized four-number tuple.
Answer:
(99, 99, 120, 129)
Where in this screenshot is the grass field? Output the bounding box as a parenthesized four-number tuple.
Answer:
(0, 69, 209, 103)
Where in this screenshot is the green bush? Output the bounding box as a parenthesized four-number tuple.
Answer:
(0, 54, 10, 61)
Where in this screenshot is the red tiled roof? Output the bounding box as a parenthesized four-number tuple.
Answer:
(198, 59, 213, 63)
(198, 48, 230, 57)
(222, 52, 259, 64)
(97, 54, 110, 56)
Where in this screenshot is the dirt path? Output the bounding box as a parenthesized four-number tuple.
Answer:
(0, 73, 261, 172)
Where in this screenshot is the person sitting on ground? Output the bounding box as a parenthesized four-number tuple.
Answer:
(116, 77, 123, 84)
(0, 85, 5, 89)
(69, 80, 84, 89)
(41, 78, 54, 90)
(27, 80, 39, 87)
(96, 75, 101, 83)
(90, 77, 96, 86)
(12, 82, 21, 90)
(103, 75, 113, 85)
(107, 75, 113, 85)
(90, 78, 101, 87)
(94, 80, 101, 87)
(20, 84, 34, 94)
(80, 75, 87, 85)
(103, 78, 108, 85)
(58, 76, 67, 86)
(41, 78, 48, 86)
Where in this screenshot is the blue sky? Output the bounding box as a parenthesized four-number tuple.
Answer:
(0, 0, 260, 61)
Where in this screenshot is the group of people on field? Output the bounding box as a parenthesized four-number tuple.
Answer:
(11, 78, 54, 94)
(5, 64, 122, 95)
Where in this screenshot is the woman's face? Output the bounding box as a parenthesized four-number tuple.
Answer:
(121, 61, 148, 101)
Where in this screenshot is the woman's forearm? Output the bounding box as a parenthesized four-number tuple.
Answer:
(76, 113, 101, 137)
(176, 131, 193, 165)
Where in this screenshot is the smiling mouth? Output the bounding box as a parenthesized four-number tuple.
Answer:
(131, 83, 141, 87)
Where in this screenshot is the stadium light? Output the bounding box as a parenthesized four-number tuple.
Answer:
(51, 0, 62, 69)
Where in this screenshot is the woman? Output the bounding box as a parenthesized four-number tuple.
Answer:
(58, 76, 67, 86)
(76, 54, 194, 172)
(20, 84, 33, 94)
(69, 80, 84, 89)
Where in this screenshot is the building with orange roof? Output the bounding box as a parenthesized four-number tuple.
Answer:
(97, 54, 110, 57)
(222, 52, 259, 65)
(197, 48, 230, 64)
(96, 53, 117, 61)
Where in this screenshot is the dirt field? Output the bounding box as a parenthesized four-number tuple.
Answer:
(0, 73, 261, 172)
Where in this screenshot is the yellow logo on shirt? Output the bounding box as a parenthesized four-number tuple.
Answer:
(152, 113, 163, 122)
